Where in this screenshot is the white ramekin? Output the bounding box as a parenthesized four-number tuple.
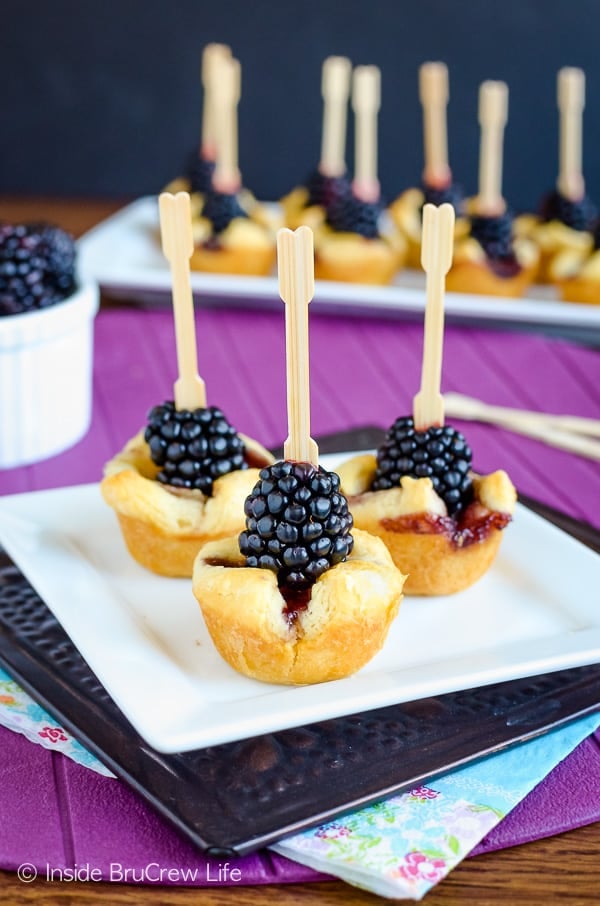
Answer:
(0, 281, 100, 468)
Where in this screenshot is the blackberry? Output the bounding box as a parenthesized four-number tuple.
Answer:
(0, 222, 76, 317)
(186, 152, 215, 194)
(326, 192, 381, 239)
(239, 460, 354, 587)
(201, 190, 247, 234)
(470, 212, 515, 261)
(305, 169, 351, 210)
(372, 416, 473, 516)
(144, 402, 246, 496)
(422, 180, 464, 212)
(540, 190, 597, 232)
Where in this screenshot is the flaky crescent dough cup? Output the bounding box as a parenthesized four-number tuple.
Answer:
(192, 529, 406, 685)
(313, 227, 406, 285)
(337, 454, 516, 596)
(100, 430, 274, 577)
(445, 236, 539, 298)
(189, 217, 276, 276)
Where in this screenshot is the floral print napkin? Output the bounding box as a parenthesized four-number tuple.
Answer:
(1, 664, 598, 900)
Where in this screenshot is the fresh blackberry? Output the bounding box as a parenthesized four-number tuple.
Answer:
(540, 190, 597, 232)
(239, 460, 354, 588)
(305, 169, 351, 210)
(372, 416, 473, 516)
(186, 152, 215, 194)
(470, 212, 514, 261)
(144, 402, 246, 496)
(201, 190, 247, 234)
(326, 192, 381, 239)
(422, 180, 464, 212)
(0, 222, 76, 317)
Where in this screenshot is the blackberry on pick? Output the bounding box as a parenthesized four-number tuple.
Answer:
(540, 189, 598, 232)
(144, 402, 246, 496)
(470, 212, 515, 261)
(201, 190, 247, 234)
(422, 180, 464, 213)
(239, 461, 354, 588)
(0, 222, 76, 317)
(372, 416, 473, 516)
(305, 169, 351, 210)
(186, 152, 215, 195)
(326, 191, 382, 239)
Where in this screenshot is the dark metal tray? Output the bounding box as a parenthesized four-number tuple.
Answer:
(0, 427, 598, 856)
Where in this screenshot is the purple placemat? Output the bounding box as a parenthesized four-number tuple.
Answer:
(0, 308, 598, 528)
(2, 725, 600, 884)
(0, 307, 599, 882)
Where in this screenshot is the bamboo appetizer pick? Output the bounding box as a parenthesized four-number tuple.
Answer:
(352, 65, 381, 204)
(319, 56, 352, 178)
(413, 203, 456, 431)
(443, 392, 600, 438)
(557, 67, 586, 202)
(419, 62, 451, 188)
(212, 55, 242, 194)
(443, 392, 600, 462)
(158, 192, 206, 411)
(476, 80, 508, 216)
(277, 226, 319, 467)
(200, 43, 232, 161)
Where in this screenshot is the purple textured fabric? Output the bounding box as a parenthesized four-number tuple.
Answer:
(0, 307, 599, 882)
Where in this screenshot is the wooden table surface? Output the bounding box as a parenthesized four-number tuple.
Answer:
(0, 195, 598, 905)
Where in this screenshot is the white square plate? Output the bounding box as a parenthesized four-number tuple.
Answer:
(77, 197, 600, 335)
(0, 452, 599, 753)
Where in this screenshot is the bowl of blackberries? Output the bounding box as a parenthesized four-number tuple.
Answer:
(0, 220, 99, 467)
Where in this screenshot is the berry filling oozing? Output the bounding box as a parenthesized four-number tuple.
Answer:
(372, 416, 474, 516)
(380, 504, 511, 548)
(239, 461, 354, 596)
(144, 402, 247, 496)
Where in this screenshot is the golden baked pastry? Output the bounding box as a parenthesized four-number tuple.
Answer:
(446, 232, 539, 298)
(101, 429, 274, 577)
(549, 243, 600, 304)
(389, 186, 469, 269)
(314, 224, 405, 285)
(192, 528, 405, 685)
(338, 452, 516, 596)
(189, 192, 276, 276)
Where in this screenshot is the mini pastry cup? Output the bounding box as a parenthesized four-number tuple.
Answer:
(192, 529, 406, 685)
(189, 217, 276, 276)
(337, 454, 516, 596)
(550, 247, 600, 305)
(100, 431, 274, 577)
(446, 237, 539, 298)
(314, 229, 406, 285)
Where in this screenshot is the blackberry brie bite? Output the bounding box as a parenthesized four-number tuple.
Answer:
(101, 402, 274, 577)
(337, 417, 516, 596)
(192, 460, 405, 685)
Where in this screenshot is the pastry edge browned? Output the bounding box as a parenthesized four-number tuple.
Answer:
(337, 454, 516, 596)
(192, 529, 406, 685)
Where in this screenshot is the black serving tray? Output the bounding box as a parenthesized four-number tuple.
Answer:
(0, 427, 599, 856)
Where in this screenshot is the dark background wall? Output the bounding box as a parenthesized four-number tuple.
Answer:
(3, 0, 600, 213)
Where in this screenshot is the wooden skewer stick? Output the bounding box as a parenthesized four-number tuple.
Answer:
(352, 65, 381, 204)
(277, 226, 319, 466)
(476, 80, 508, 216)
(557, 67, 586, 201)
(200, 43, 232, 160)
(443, 392, 600, 462)
(443, 392, 600, 439)
(212, 56, 242, 194)
(419, 62, 451, 188)
(159, 192, 206, 411)
(413, 203, 455, 431)
(319, 56, 352, 178)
